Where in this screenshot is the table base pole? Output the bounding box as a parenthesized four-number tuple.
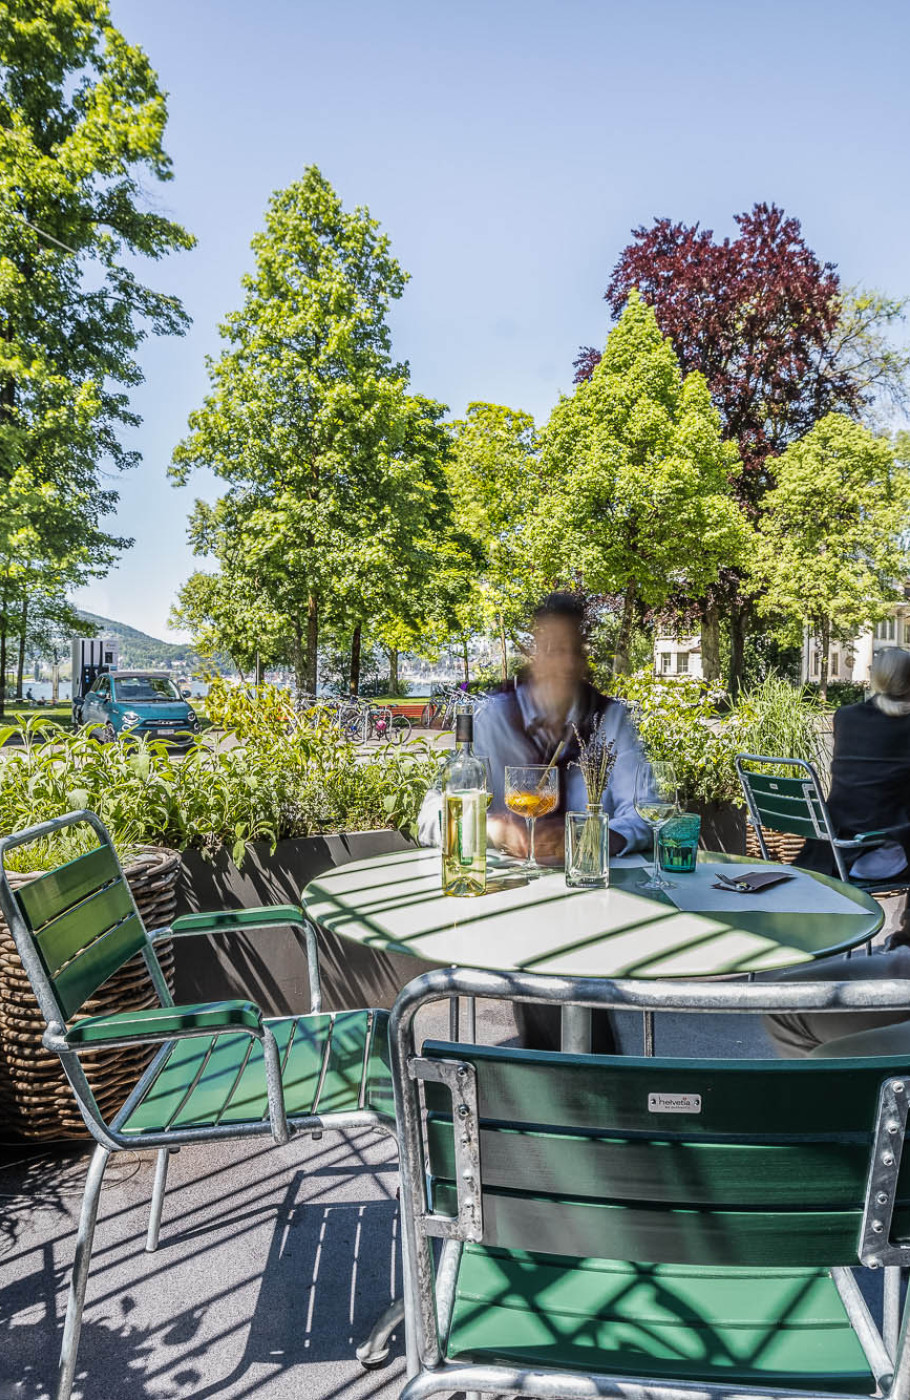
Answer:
(561, 1004, 592, 1054)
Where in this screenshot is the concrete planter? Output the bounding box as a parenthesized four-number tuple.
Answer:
(691, 799, 747, 856)
(173, 830, 441, 1015)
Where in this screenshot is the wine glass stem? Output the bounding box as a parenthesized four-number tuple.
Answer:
(528, 816, 537, 868)
(652, 820, 665, 884)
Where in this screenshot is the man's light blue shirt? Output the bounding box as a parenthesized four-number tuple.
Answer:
(418, 681, 653, 854)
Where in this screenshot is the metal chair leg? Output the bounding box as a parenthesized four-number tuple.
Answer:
(146, 1147, 173, 1252)
(885, 1265, 902, 1359)
(57, 1144, 110, 1400)
(356, 1295, 405, 1367)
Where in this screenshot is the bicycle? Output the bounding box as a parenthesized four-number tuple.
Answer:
(367, 705, 413, 744)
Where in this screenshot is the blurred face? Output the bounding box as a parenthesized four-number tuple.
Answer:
(531, 615, 586, 706)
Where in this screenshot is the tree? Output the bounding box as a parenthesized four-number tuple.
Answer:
(0, 466, 123, 712)
(751, 414, 910, 699)
(170, 570, 287, 681)
(446, 403, 542, 679)
(1, 0, 193, 704)
(575, 204, 910, 684)
(172, 167, 455, 695)
(532, 292, 747, 673)
(578, 204, 861, 493)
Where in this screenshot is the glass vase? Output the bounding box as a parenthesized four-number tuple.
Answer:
(565, 808, 610, 889)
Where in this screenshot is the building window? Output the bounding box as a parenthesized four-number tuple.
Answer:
(677, 652, 689, 674)
(660, 653, 671, 674)
(830, 652, 839, 678)
(812, 652, 820, 677)
(876, 618, 897, 642)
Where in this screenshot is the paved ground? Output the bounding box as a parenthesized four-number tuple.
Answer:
(1, 891, 902, 1400)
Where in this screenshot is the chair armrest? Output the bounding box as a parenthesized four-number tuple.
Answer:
(64, 999, 263, 1048)
(852, 825, 910, 846)
(167, 905, 309, 937)
(160, 904, 323, 1014)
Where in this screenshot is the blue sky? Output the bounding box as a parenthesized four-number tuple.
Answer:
(77, 0, 910, 638)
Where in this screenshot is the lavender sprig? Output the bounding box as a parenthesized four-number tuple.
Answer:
(573, 717, 618, 807)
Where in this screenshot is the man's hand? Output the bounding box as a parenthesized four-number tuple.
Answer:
(488, 814, 564, 864)
(489, 813, 630, 863)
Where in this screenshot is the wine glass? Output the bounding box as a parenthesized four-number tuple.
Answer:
(634, 759, 680, 891)
(504, 764, 559, 874)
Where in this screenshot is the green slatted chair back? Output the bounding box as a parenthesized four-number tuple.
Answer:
(423, 1041, 910, 1268)
(736, 755, 831, 844)
(0, 813, 162, 1027)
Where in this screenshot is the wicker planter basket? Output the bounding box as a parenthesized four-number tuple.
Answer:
(745, 826, 806, 864)
(0, 846, 180, 1141)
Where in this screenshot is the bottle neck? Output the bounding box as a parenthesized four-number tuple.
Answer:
(454, 714, 473, 750)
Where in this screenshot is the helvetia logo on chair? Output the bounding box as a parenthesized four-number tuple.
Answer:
(648, 1092, 702, 1113)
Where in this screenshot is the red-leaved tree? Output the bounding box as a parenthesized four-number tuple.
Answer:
(576, 203, 861, 506)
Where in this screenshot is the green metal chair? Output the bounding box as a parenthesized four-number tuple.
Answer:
(391, 964, 910, 1400)
(736, 753, 910, 896)
(0, 810, 397, 1400)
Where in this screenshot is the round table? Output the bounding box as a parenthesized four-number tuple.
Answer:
(302, 847, 884, 1050)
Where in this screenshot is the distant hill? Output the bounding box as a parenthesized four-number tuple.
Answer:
(75, 611, 231, 673)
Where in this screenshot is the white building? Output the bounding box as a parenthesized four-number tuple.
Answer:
(801, 599, 910, 687)
(653, 634, 703, 679)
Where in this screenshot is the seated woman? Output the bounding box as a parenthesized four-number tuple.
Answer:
(795, 646, 910, 886)
(765, 647, 910, 1058)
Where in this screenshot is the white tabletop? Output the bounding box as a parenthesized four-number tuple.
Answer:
(303, 847, 883, 980)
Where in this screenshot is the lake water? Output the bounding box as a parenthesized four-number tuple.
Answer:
(19, 679, 211, 703)
(17, 677, 436, 703)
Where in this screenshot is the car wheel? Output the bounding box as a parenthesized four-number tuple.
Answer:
(102, 722, 117, 744)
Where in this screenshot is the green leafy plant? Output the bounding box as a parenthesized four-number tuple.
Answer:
(609, 670, 829, 805)
(0, 686, 438, 871)
(733, 673, 828, 783)
(610, 672, 745, 804)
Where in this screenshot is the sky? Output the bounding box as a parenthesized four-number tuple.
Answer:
(74, 0, 910, 640)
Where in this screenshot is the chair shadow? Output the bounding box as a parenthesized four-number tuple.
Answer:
(1, 1147, 402, 1399)
(184, 1173, 403, 1398)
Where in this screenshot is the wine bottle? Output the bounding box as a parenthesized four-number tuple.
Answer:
(441, 702, 487, 896)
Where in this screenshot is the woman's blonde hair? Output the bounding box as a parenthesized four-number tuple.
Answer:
(870, 646, 910, 716)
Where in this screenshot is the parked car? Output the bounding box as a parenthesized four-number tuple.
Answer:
(77, 670, 199, 744)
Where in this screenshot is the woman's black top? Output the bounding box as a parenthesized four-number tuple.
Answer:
(795, 699, 910, 876)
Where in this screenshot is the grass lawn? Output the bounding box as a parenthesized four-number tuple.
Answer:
(2, 702, 72, 727)
(0, 702, 213, 737)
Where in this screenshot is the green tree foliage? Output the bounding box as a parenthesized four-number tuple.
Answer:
(531, 292, 748, 673)
(751, 413, 910, 698)
(0, 0, 193, 711)
(170, 571, 287, 681)
(446, 403, 541, 679)
(171, 167, 456, 694)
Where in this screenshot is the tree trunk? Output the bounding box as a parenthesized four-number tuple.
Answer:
(254, 649, 263, 686)
(0, 601, 6, 719)
(387, 646, 399, 695)
(349, 624, 362, 697)
(700, 597, 721, 684)
(819, 620, 830, 702)
(613, 579, 637, 676)
(51, 657, 60, 704)
(305, 595, 318, 694)
(498, 613, 508, 682)
(290, 616, 305, 695)
(462, 638, 470, 686)
(726, 602, 747, 697)
(15, 596, 26, 699)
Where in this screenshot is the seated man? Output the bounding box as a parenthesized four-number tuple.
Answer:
(419, 592, 652, 861)
(418, 591, 654, 1051)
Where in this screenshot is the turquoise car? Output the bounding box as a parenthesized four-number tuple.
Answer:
(77, 670, 199, 744)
